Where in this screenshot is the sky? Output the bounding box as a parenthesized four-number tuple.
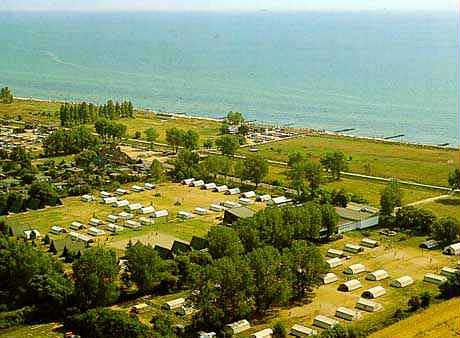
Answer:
(0, 0, 457, 12)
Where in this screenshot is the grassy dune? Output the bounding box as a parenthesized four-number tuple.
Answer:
(241, 134, 458, 187)
(369, 297, 460, 338)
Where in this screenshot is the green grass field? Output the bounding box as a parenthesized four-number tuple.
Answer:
(0, 99, 60, 124)
(0, 322, 62, 338)
(241, 134, 458, 187)
(422, 196, 460, 222)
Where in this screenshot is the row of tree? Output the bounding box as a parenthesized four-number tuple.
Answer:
(59, 100, 134, 126)
(165, 128, 200, 153)
(0, 87, 13, 104)
(94, 118, 127, 139)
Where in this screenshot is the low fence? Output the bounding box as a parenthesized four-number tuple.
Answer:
(338, 216, 380, 234)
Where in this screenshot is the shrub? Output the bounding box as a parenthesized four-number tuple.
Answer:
(420, 292, 431, 308)
(408, 296, 421, 312)
(273, 321, 287, 338)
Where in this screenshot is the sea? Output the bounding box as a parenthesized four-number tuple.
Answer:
(0, 11, 457, 145)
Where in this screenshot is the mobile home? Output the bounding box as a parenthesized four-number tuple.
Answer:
(423, 273, 447, 285)
(290, 324, 317, 337)
(361, 286, 386, 299)
(338, 279, 362, 292)
(366, 269, 389, 281)
(335, 307, 362, 321)
(390, 276, 414, 288)
(313, 315, 339, 329)
(355, 298, 382, 312)
(344, 263, 366, 275)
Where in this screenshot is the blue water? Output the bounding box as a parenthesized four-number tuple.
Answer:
(0, 11, 457, 145)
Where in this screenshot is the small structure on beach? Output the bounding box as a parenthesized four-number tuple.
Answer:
(366, 269, 389, 281)
(361, 286, 386, 299)
(344, 263, 366, 275)
(313, 315, 339, 329)
(355, 298, 382, 312)
(338, 279, 362, 292)
(390, 276, 414, 288)
(335, 307, 362, 321)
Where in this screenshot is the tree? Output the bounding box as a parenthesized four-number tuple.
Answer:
(72, 246, 119, 310)
(182, 130, 199, 150)
(420, 292, 431, 308)
(248, 246, 291, 314)
(207, 226, 244, 259)
(124, 242, 172, 294)
(145, 127, 159, 150)
(165, 127, 184, 153)
(170, 149, 200, 180)
(215, 135, 240, 157)
(66, 308, 151, 338)
(282, 240, 327, 300)
(203, 138, 214, 149)
(0, 87, 13, 104)
(448, 168, 460, 190)
(380, 180, 402, 216)
(320, 151, 348, 180)
(226, 111, 245, 125)
(149, 159, 163, 182)
(395, 206, 435, 234)
(27, 180, 60, 209)
(242, 154, 268, 187)
(430, 217, 459, 244)
(287, 156, 322, 197)
(273, 322, 287, 338)
(321, 204, 340, 238)
(331, 189, 349, 207)
(150, 312, 177, 338)
(408, 295, 421, 312)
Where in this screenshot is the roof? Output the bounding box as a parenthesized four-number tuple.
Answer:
(224, 206, 255, 219)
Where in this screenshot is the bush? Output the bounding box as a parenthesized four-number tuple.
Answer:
(420, 292, 431, 308)
(273, 321, 287, 338)
(0, 306, 36, 329)
(408, 296, 421, 312)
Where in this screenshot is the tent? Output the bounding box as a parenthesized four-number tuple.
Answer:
(163, 298, 185, 310)
(118, 211, 133, 220)
(443, 243, 460, 256)
(106, 223, 124, 233)
(182, 178, 195, 185)
(194, 207, 208, 215)
(198, 332, 216, 338)
(223, 201, 241, 209)
(242, 191, 256, 199)
(441, 267, 459, 278)
(100, 191, 112, 198)
(268, 196, 293, 206)
(366, 269, 389, 281)
(191, 180, 205, 187)
(80, 194, 93, 202)
(204, 183, 217, 190)
(210, 204, 224, 212)
(420, 239, 440, 249)
(153, 210, 168, 218)
(335, 307, 362, 321)
(140, 206, 155, 215)
(256, 194, 271, 202)
(125, 220, 142, 229)
(361, 237, 379, 248)
(70, 221, 85, 230)
(144, 183, 156, 190)
(126, 203, 142, 212)
(214, 185, 228, 193)
(355, 298, 382, 312)
(131, 185, 145, 192)
(361, 286, 386, 299)
(89, 218, 102, 226)
(113, 199, 129, 208)
(344, 243, 364, 254)
(326, 257, 344, 269)
(50, 225, 65, 235)
(178, 211, 194, 219)
(106, 214, 119, 223)
(139, 217, 154, 225)
(423, 273, 448, 285)
(225, 319, 251, 335)
(344, 263, 366, 275)
(88, 227, 105, 236)
(250, 328, 273, 338)
(338, 279, 362, 292)
(327, 248, 345, 258)
(130, 303, 149, 314)
(290, 324, 317, 337)
(313, 315, 339, 329)
(322, 273, 338, 285)
(225, 187, 241, 195)
(23, 229, 41, 240)
(390, 276, 414, 288)
(239, 197, 254, 205)
(102, 197, 117, 205)
(69, 231, 93, 243)
(115, 188, 128, 195)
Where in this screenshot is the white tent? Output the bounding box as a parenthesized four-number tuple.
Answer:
(195, 207, 208, 215)
(107, 223, 124, 233)
(214, 185, 228, 192)
(191, 180, 205, 187)
(242, 191, 256, 199)
(268, 196, 292, 206)
(139, 217, 155, 225)
(23, 229, 41, 240)
(100, 191, 112, 198)
(182, 178, 195, 185)
(322, 273, 338, 285)
(443, 243, 460, 256)
(327, 248, 345, 258)
(361, 237, 379, 248)
(144, 183, 156, 190)
(178, 211, 194, 219)
(423, 273, 448, 285)
(338, 279, 362, 292)
(223, 201, 241, 209)
(441, 267, 459, 278)
(102, 197, 117, 205)
(344, 243, 364, 254)
(366, 269, 389, 281)
(70, 221, 85, 230)
(256, 194, 271, 202)
(118, 211, 133, 220)
(50, 225, 65, 235)
(290, 324, 317, 337)
(390, 276, 414, 288)
(131, 185, 145, 192)
(69, 231, 92, 243)
(153, 210, 169, 218)
(355, 298, 382, 312)
(88, 227, 105, 236)
(125, 220, 142, 229)
(250, 328, 273, 338)
(115, 188, 128, 195)
(163, 298, 185, 310)
(114, 199, 129, 208)
(204, 183, 217, 190)
(140, 206, 155, 214)
(326, 257, 344, 269)
(335, 307, 362, 321)
(127, 203, 143, 212)
(89, 218, 102, 226)
(313, 315, 339, 329)
(80, 194, 93, 202)
(225, 187, 241, 195)
(344, 263, 366, 275)
(106, 214, 119, 223)
(210, 204, 225, 212)
(361, 286, 386, 299)
(225, 319, 251, 335)
(239, 197, 254, 205)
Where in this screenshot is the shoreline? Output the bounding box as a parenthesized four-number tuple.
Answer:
(13, 96, 459, 151)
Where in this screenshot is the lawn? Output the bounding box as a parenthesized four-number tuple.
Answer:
(0, 322, 62, 338)
(240, 134, 458, 187)
(369, 297, 460, 338)
(242, 231, 452, 337)
(0, 99, 60, 124)
(422, 196, 460, 222)
(3, 182, 264, 252)
(120, 113, 222, 145)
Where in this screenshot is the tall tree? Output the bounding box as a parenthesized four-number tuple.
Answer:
(431, 217, 459, 245)
(215, 135, 240, 157)
(380, 180, 402, 216)
(242, 154, 269, 187)
(73, 247, 119, 310)
(0, 87, 13, 104)
(320, 151, 348, 180)
(448, 168, 460, 190)
(207, 226, 244, 259)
